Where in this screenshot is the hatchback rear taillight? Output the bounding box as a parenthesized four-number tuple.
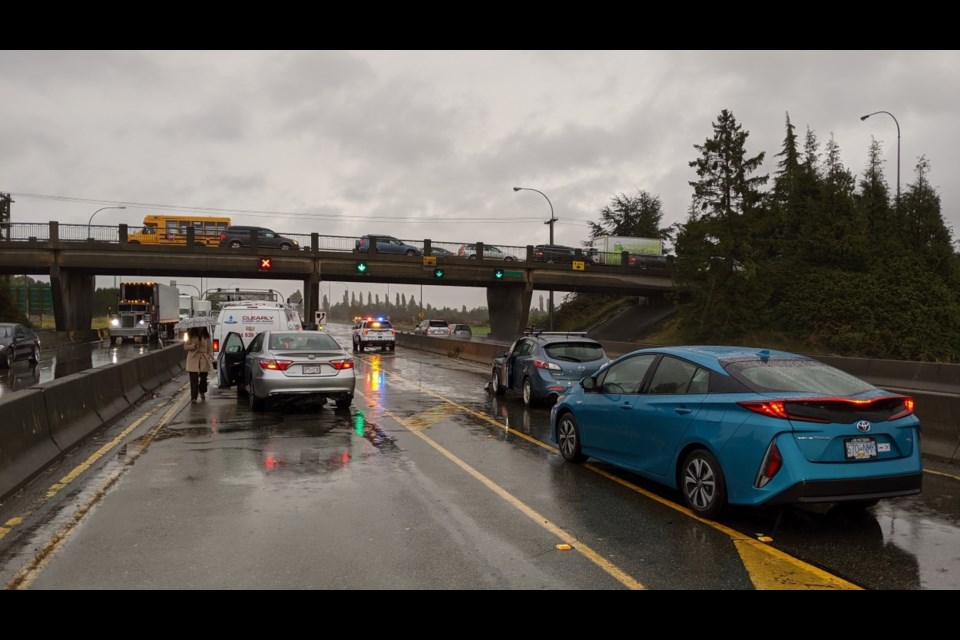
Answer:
(755, 440, 783, 488)
(259, 359, 293, 371)
(533, 359, 562, 371)
(330, 359, 354, 370)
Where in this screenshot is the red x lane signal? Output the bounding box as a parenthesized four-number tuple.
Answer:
(259, 257, 272, 271)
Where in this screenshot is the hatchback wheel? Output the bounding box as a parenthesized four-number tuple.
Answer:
(681, 449, 727, 519)
(490, 369, 505, 396)
(557, 413, 587, 463)
(522, 377, 536, 406)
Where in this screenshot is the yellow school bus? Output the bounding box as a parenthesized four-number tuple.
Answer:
(127, 214, 232, 247)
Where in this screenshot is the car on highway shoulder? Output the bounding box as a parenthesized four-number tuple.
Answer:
(414, 319, 450, 336)
(549, 345, 924, 519)
(218, 329, 355, 411)
(0, 323, 41, 368)
(490, 330, 609, 407)
(450, 323, 473, 339)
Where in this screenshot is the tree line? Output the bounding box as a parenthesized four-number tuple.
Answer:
(578, 109, 960, 362)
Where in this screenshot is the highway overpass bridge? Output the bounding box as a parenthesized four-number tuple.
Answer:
(0, 222, 675, 340)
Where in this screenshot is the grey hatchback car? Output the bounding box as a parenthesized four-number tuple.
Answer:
(218, 329, 355, 411)
(490, 331, 609, 406)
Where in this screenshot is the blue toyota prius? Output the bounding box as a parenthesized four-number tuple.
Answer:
(549, 346, 923, 519)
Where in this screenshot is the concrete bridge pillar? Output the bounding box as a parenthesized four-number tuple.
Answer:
(303, 261, 320, 328)
(50, 265, 94, 332)
(486, 283, 532, 342)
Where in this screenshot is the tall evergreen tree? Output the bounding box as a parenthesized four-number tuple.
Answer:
(674, 109, 769, 340)
(588, 190, 668, 240)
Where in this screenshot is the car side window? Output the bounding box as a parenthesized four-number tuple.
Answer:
(510, 340, 525, 356)
(598, 354, 656, 394)
(518, 341, 535, 356)
(648, 356, 700, 395)
(248, 333, 265, 353)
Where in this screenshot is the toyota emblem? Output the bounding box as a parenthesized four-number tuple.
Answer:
(856, 420, 871, 433)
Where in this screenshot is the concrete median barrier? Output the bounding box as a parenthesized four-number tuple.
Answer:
(41, 371, 103, 453)
(117, 358, 145, 405)
(0, 389, 60, 501)
(84, 365, 131, 425)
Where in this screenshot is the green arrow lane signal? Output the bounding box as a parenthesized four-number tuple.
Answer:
(356, 261, 368, 274)
(433, 267, 444, 278)
(494, 268, 504, 279)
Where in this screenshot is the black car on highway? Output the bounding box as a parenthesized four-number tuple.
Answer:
(0, 323, 41, 368)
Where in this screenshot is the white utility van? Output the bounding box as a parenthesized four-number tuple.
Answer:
(212, 300, 303, 360)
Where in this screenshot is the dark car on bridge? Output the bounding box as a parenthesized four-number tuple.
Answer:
(220, 226, 300, 250)
(0, 323, 41, 368)
(355, 235, 422, 256)
(550, 345, 924, 519)
(490, 330, 609, 407)
(533, 244, 595, 264)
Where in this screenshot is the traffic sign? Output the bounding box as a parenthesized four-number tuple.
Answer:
(423, 256, 437, 266)
(259, 257, 272, 271)
(315, 311, 326, 325)
(572, 260, 585, 271)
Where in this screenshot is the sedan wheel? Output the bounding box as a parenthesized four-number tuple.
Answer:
(681, 449, 727, 519)
(1, 346, 12, 368)
(229, 240, 243, 249)
(29, 346, 40, 364)
(248, 381, 264, 411)
(335, 395, 353, 409)
(557, 413, 587, 463)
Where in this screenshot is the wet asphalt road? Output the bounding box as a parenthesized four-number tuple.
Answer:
(1, 324, 958, 589)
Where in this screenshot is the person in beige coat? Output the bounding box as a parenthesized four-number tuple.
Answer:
(184, 326, 212, 402)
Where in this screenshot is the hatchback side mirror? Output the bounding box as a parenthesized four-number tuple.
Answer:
(581, 376, 597, 391)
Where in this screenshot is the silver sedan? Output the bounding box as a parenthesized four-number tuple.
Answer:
(218, 330, 355, 411)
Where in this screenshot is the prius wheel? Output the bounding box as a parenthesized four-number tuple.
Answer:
(522, 377, 536, 406)
(681, 449, 727, 519)
(557, 413, 587, 463)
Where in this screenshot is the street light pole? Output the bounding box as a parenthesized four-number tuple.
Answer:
(514, 186, 558, 330)
(87, 205, 126, 240)
(860, 111, 900, 206)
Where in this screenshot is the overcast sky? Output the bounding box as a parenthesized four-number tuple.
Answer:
(3, 50, 957, 311)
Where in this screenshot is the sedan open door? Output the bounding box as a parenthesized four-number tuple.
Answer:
(217, 331, 246, 388)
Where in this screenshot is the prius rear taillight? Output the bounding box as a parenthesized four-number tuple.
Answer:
(755, 441, 783, 488)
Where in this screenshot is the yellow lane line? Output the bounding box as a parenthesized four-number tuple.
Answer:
(925, 467, 960, 481)
(367, 365, 861, 590)
(354, 390, 644, 590)
(5, 389, 190, 590)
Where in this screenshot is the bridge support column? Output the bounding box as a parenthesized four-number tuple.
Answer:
(487, 283, 532, 342)
(303, 260, 320, 329)
(50, 265, 94, 332)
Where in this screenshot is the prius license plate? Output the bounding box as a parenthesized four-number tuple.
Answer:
(845, 437, 877, 459)
(302, 365, 321, 374)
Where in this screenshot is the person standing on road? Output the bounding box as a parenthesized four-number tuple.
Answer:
(184, 326, 212, 402)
